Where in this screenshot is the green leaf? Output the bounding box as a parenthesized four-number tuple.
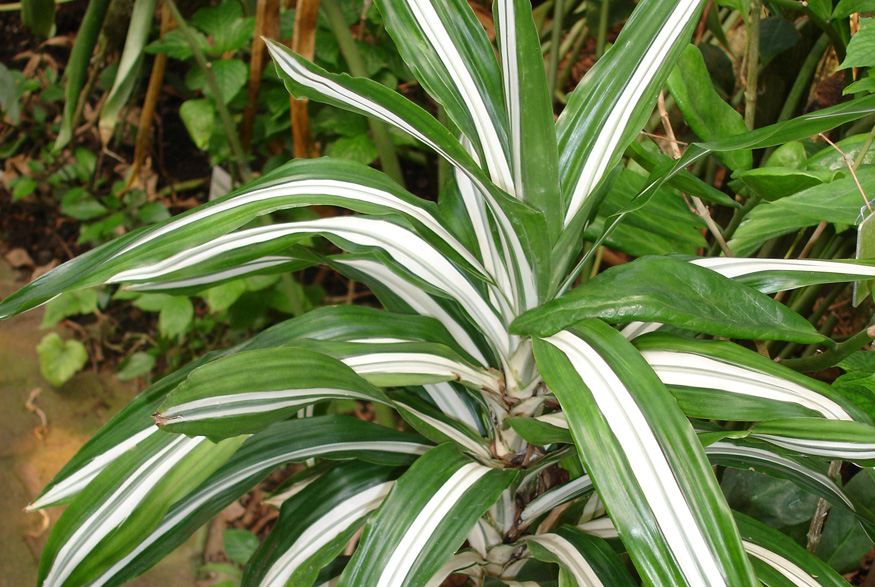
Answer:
(841, 18, 875, 69)
(117, 352, 156, 381)
(224, 528, 260, 565)
(513, 256, 826, 343)
(337, 444, 516, 586)
(21, 0, 54, 37)
(179, 99, 215, 150)
(60, 187, 109, 220)
(202, 279, 247, 313)
(526, 526, 637, 586)
(327, 134, 379, 165)
(759, 167, 875, 226)
(191, 1, 255, 54)
(186, 59, 248, 104)
(0, 62, 21, 124)
(41, 288, 99, 328)
(765, 141, 807, 169)
(158, 296, 193, 338)
(12, 176, 37, 201)
(834, 0, 875, 18)
(533, 322, 758, 585)
(667, 45, 751, 172)
(758, 16, 800, 63)
(736, 166, 841, 201)
(145, 29, 209, 60)
(242, 461, 399, 587)
(817, 471, 875, 572)
(99, 0, 156, 137)
(156, 348, 390, 438)
(37, 332, 88, 387)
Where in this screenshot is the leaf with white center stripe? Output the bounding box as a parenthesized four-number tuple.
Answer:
(634, 333, 865, 423)
(533, 321, 758, 586)
(750, 418, 875, 465)
(507, 415, 573, 445)
(0, 158, 489, 319)
(735, 512, 850, 587)
(557, 0, 704, 224)
(390, 390, 492, 459)
(297, 339, 501, 391)
(521, 475, 593, 525)
(336, 443, 516, 586)
(692, 257, 875, 294)
(704, 438, 875, 539)
(242, 461, 398, 587)
(38, 431, 244, 587)
(493, 0, 561, 234)
(334, 255, 493, 366)
(155, 348, 390, 439)
(514, 256, 826, 345)
(422, 381, 485, 433)
(526, 526, 637, 586)
(373, 0, 512, 191)
(83, 416, 430, 587)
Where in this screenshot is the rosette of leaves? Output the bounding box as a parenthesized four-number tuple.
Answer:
(8, 0, 875, 584)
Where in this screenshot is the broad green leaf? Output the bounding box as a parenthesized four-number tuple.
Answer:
(191, 1, 255, 54)
(179, 99, 215, 151)
(728, 204, 818, 257)
(834, 0, 875, 18)
(534, 322, 758, 585)
(557, 0, 705, 224)
(187, 59, 248, 104)
(116, 352, 156, 381)
(841, 18, 875, 69)
(337, 444, 516, 586)
(667, 45, 751, 172)
(201, 279, 247, 313)
(80, 416, 429, 587)
(224, 529, 260, 565)
(38, 432, 244, 586)
(242, 461, 399, 587)
(736, 167, 840, 201)
(156, 348, 391, 438)
(526, 526, 637, 586)
(0, 62, 21, 124)
(327, 134, 378, 165)
(37, 332, 88, 387)
(493, 0, 562, 236)
(806, 133, 875, 170)
(758, 167, 875, 226)
(372, 0, 512, 191)
(60, 188, 109, 220)
(145, 29, 209, 61)
(99, 0, 156, 137)
(814, 471, 875, 572)
(41, 288, 99, 328)
(735, 512, 852, 587)
(766, 141, 807, 169)
(513, 256, 826, 344)
(158, 296, 193, 338)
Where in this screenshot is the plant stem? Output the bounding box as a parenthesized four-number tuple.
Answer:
(707, 194, 759, 256)
(853, 124, 875, 170)
(165, 0, 253, 183)
(547, 0, 565, 99)
(595, 0, 610, 59)
(322, 0, 405, 187)
(806, 460, 841, 554)
(744, 0, 761, 131)
(780, 325, 874, 372)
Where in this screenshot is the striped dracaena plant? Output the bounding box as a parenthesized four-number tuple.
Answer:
(10, 0, 875, 584)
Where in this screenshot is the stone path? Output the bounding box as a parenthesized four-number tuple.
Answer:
(0, 258, 201, 587)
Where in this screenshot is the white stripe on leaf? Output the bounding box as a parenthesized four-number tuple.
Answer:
(521, 474, 593, 522)
(494, 0, 522, 196)
(341, 352, 501, 392)
(88, 441, 430, 587)
(743, 542, 820, 587)
(160, 388, 381, 422)
(751, 435, 875, 461)
(43, 435, 206, 586)
(693, 257, 875, 281)
(28, 425, 159, 511)
(563, 0, 702, 225)
(377, 462, 490, 587)
(527, 533, 606, 586)
(125, 257, 294, 291)
(423, 382, 483, 432)
(641, 350, 853, 421)
(546, 330, 727, 586)
(395, 402, 491, 458)
(401, 0, 513, 191)
(260, 482, 394, 587)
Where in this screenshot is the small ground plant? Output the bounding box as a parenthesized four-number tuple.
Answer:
(8, 0, 875, 584)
